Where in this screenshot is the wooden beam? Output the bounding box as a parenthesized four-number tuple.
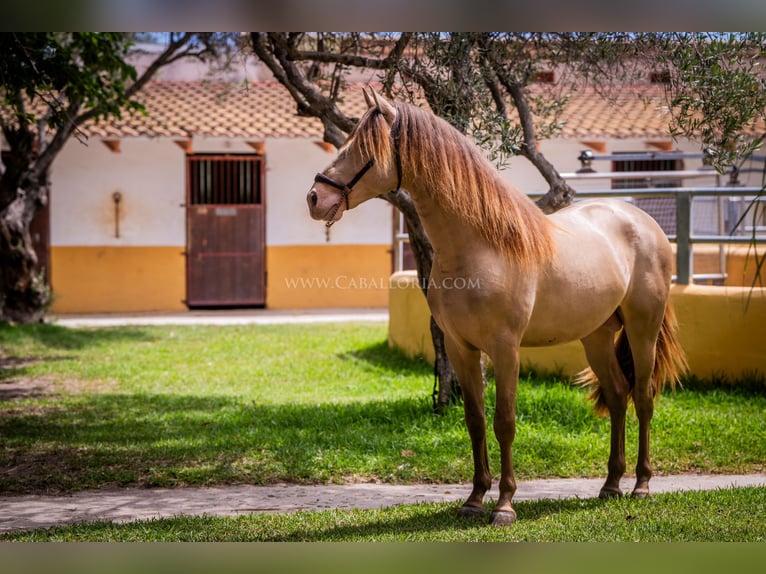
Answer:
(646, 141, 674, 151)
(246, 141, 266, 155)
(314, 141, 336, 153)
(102, 139, 121, 154)
(174, 140, 193, 154)
(579, 141, 607, 153)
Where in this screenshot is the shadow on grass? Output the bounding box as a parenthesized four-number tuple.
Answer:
(338, 340, 432, 377)
(262, 504, 485, 541)
(0, 392, 468, 494)
(258, 496, 608, 541)
(0, 323, 158, 351)
(680, 370, 766, 396)
(0, 388, 594, 496)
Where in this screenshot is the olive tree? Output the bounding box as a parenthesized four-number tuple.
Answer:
(0, 32, 222, 324)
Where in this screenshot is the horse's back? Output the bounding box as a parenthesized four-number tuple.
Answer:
(553, 198, 673, 283)
(552, 198, 671, 260)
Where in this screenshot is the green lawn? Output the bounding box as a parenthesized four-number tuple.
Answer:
(1, 322, 764, 495)
(2, 321, 765, 543)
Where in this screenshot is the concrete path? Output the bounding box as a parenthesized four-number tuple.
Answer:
(48, 308, 389, 328)
(2, 474, 764, 533)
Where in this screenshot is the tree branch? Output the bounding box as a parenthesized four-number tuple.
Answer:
(480, 41, 575, 214)
(276, 32, 413, 70)
(29, 95, 83, 183)
(252, 33, 358, 134)
(74, 33, 196, 129)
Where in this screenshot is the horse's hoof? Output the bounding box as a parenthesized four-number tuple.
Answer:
(599, 487, 623, 499)
(631, 488, 650, 499)
(458, 504, 486, 519)
(490, 509, 517, 527)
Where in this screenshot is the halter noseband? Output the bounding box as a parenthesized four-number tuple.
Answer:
(314, 116, 402, 229)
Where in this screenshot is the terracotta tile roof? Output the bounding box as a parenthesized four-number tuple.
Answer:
(557, 86, 674, 139)
(81, 81, 763, 141)
(84, 81, 367, 140)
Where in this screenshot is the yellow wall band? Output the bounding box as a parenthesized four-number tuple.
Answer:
(266, 244, 391, 309)
(50, 244, 391, 313)
(50, 246, 187, 313)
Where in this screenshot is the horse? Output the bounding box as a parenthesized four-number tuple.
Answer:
(306, 88, 688, 526)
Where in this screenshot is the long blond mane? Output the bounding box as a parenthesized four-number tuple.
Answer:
(352, 103, 555, 267)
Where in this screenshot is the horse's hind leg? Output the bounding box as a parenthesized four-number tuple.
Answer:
(444, 336, 491, 518)
(581, 321, 629, 498)
(621, 304, 663, 498)
(488, 343, 521, 526)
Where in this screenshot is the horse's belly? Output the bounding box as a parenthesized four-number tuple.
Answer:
(521, 292, 622, 347)
(522, 262, 628, 346)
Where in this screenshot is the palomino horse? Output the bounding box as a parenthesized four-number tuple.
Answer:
(307, 89, 687, 526)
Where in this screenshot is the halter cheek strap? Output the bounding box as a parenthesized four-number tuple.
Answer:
(390, 117, 403, 195)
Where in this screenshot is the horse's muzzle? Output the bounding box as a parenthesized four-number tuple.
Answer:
(306, 187, 331, 222)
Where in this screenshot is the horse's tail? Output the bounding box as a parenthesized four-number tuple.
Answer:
(576, 301, 688, 416)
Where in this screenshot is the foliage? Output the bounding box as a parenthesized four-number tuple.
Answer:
(653, 33, 766, 171)
(0, 33, 140, 130)
(254, 32, 766, 176)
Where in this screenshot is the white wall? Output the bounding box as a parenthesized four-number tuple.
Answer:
(264, 138, 392, 246)
(51, 138, 187, 247)
(50, 132, 763, 251)
(49, 135, 392, 249)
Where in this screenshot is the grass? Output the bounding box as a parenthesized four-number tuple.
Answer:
(1, 322, 765, 495)
(2, 486, 764, 542)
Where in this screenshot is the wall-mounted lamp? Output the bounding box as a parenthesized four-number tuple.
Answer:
(112, 191, 122, 238)
(576, 149, 596, 174)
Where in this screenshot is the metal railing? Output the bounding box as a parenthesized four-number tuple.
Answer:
(393, 175, 766, 286)
(392, 149, 766, 284)
(533, 183, 765, 285)
(554, 158, 765, 285)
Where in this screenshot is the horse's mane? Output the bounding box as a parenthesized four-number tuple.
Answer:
(352, 103, 555, 267)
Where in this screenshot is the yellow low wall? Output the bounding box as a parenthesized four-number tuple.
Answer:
(683, 244, 763, 287)
(388, 270, 766, 381)
(51, 246, 187, 313)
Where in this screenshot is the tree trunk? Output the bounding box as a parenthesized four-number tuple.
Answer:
(383, 189, 461, 412)
(430, 316, 461, 411)
(0, 178, 49, 324)
(502, 79, 577, 214)
(251, 32, 461, 411)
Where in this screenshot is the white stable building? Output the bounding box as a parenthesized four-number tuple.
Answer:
(7, 76, 764, 314)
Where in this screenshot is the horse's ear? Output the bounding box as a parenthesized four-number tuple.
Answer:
(363, 87, 374, 108)
(371, 90, 396, 126)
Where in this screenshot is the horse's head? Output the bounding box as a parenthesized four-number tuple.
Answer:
(307, 88, 401, 226)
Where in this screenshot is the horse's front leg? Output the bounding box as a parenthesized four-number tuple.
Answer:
(489, 344, 520, 526)
(444, 336, 490, 518)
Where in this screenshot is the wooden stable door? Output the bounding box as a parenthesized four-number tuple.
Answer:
(185, 154, 266, 307)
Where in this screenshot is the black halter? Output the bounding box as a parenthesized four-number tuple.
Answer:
(314, 158, 376, 228)
(314, 116, 402, 228)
